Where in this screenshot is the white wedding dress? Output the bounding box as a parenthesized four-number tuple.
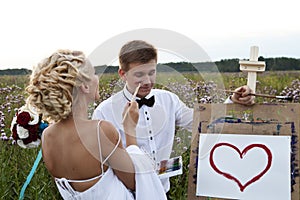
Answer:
(54, 121, 167, 200)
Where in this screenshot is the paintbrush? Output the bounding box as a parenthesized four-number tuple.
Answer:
(122, 83, 141, 123)
(223, 90, 293, 101)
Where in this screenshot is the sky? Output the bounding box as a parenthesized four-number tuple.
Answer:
(1, 0, 300, 69)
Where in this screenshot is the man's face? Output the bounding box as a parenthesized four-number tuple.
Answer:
(120, 59, 157, 98)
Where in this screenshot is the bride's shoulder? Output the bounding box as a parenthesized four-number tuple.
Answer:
(91, 120, 120, 145)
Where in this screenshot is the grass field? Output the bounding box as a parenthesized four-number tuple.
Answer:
(0, 71, 299, 199)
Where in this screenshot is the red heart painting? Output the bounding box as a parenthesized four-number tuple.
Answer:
(209, 143, 272, 192)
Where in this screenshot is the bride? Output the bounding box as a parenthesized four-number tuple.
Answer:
(25, 49, 167, 199)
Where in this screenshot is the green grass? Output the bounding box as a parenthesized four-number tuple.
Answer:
(0, 144, 61, 199)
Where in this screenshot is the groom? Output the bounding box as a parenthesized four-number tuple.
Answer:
(92, 40, 254, 192)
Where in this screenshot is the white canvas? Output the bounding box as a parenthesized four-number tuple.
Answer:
(196, 134, 291, 200)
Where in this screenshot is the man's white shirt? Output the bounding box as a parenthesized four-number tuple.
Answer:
(92, 86, 193, 191)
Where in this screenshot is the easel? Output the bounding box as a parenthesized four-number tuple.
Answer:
(187, 47, 299, 200)
(239, 46, 266, 93)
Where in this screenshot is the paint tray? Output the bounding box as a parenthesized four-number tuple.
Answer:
(157, 156, 183, 179)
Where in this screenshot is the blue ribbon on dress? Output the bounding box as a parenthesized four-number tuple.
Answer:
(19, 149, 42, 200)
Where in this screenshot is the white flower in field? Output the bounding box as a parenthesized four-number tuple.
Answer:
(10, 115, 17, 132)
(1, 135, 8, 141)
(17, 125, 29, 139)
(175, 137, 181, 143)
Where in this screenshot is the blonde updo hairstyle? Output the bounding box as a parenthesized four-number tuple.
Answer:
(26, 49, 91, 122)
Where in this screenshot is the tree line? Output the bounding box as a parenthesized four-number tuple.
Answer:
(1, 57, 300, 76)
(93, 57, 300, 73)
(0, 68, 32, 76)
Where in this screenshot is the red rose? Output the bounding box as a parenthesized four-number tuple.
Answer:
(26, 124, 39, 134)
(12, 125, 19, 140)
(22, 124, 39, 144)
(11, 124, 39, 145)
(23, 132, 38, 145)
(16, 112, 31, 126)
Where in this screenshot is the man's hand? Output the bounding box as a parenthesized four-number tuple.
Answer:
(231, 85, 255, 105)
(122, 102, 139, 145)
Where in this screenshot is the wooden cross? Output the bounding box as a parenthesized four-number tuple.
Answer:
(239, 46, 266, 93)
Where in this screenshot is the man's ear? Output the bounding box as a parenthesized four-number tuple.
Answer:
(118, 68, 126, 81)
(80, 83, 90, 93)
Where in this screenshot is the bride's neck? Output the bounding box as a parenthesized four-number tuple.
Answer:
(72, 103, 89, 119)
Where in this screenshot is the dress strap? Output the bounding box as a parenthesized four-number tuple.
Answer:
(96, 120, 121, 173)
(58, 173, 102, 183)
(55, 177, 78, 195)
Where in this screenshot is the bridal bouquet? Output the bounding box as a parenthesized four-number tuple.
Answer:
(10, 104, 48, 148)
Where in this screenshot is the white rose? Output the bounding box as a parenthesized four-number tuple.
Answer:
(17, 139, 40, 149)
(28, 109, 39, 125)
(17, 140, 27, 149)
(17, 125, 29, 139)
(26, 139, 41, 148)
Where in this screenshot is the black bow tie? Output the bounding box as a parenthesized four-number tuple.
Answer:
(136, 96, 155, 108)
